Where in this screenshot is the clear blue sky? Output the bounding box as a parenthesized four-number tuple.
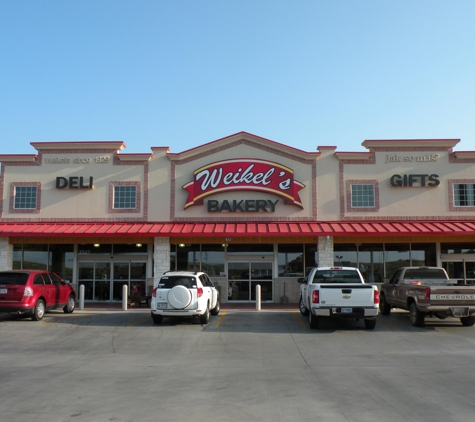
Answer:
(1, 0, 474, 155)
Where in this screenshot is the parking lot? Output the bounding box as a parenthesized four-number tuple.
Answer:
(1, 307, 475, 422)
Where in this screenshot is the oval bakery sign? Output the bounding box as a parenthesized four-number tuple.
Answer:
(183, 159, 305, 212)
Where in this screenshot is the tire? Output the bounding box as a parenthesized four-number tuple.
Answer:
(168, 285, 192, 309)
(200, 306, 210, 324)
(309, 311, 319, 329)
(152, 314, 163, 325)
(364, 318, 377, 329)
(299, 297, 309, 316)
(460, 316, 475, 326)
(63, 295, 75, 314)
(210, 300, 220, 316)
(31, 299, 46, 321)
(409, 302, 425, 327)
(379, 293, 391, 315)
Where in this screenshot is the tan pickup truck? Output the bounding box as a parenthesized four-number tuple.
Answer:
(380, 266, 475, 327)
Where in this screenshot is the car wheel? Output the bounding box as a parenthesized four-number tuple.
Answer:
(152, 314, 163, 325)
(63, 295, 75, 314)
(32, 299, 46, 321)
(379, 293, 391, 315)
(364, 318, 376, 329)
(200, 306, 210, 324)
(409, 302, 425, 327)
(460, 316, 475, 326)
(299, 297, 309, 316)
(210, 300, 220, 316)
(309, 311, 319, 329)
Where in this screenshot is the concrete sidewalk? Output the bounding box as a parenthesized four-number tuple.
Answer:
(76, 301, 299, 311)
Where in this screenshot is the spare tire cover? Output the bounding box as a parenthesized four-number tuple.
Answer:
(168, 285, 192, 309)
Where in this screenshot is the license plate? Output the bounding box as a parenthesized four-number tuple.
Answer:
(341, 308, 352, 313)
(451, 307, 469, 317)
(0, 288, 7, 294)
(156, 303, 167, 309)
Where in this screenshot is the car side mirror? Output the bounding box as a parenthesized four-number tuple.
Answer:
(297, 277, 307, 284)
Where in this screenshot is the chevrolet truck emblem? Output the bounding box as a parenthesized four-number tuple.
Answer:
(343, 295, 351, 299)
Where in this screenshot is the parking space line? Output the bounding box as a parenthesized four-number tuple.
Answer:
(377, 318, 396, 330)
(127, 315, 151, 327)
(214, 310, 226, 328)
(291, 311, 308, 328)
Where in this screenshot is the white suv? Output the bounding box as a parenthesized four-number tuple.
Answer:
(150, 271, 220, 325)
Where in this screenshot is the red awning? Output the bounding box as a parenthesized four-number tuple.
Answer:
(1, 221, 475, 237)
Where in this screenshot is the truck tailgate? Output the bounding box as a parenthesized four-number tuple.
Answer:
(429, 286, 475, 304)
(319, 284, 375, 307)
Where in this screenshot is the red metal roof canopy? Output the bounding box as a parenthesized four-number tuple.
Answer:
(1, 221, 475, 237)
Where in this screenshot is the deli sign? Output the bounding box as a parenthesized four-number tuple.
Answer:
(183, 159, 305, 209)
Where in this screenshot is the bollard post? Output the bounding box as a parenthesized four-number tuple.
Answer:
(122, 284, 128, 311)
(79, 284, 85, 310)
(256, 284, 261, 311)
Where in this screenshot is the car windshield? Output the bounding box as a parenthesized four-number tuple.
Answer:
(312, 270, 362, 284)
(0, 273, 29, 285)
(158, 276, 196, 289)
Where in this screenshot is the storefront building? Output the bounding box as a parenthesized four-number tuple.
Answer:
(1, 132, 475, 303)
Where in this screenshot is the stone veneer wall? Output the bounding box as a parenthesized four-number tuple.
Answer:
(317, 236, 334, 267)
(0, 238, 13, 271)
(153, 237, 170, 287)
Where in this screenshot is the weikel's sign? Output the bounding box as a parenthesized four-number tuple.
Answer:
(183, 159, 305, 210)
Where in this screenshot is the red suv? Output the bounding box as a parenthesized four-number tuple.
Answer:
(0, 270, 76, 321)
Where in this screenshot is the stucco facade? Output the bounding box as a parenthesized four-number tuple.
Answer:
(1, 132, 475, 304)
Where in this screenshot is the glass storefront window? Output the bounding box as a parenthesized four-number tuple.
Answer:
(112, 244, 148, 255)
(278, 244, 304, 276)
(227, 244, 273, 254)
(78, 244, 112, 255)
(170, 245, 176, 271)
(20, 244, 48, 270)
(441, 243, 475, 254)
(358, 244, 384, 283)
(333, 244, 357, 268)
(13, 245, 22, 269)
(411, 243, 436, 267)
(304, 244, 318, 275)
(201, 245, 225, 276)
(384, 244, 410, 279)
(176, 244, 200, 271)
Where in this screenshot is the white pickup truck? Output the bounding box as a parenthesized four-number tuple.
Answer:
(298, 266, 379, 329)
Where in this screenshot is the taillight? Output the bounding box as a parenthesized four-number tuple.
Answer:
(424, 287, 430, 300)
(152, 287, 158, 298)
(23, 287, 34, 297)
(374, 289, 380, 304)
(311, 290, 319, 304)
(197, 287, 203, 298)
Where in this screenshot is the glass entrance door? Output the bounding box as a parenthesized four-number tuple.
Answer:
(228, 261, 273, 302)
(78, 262, 111, 301)
(441, 254, 475, 282)
(78, 260, 147, 301)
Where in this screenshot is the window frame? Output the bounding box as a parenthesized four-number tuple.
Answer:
(109, 181, 141, 213)
(346, 180, 379, 212)
(10, 182, 41, 214)
(449, 180, 475, 211)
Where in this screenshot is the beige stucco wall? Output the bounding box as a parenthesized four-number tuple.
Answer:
(341, 149, 475, 219)
(1, 150, 148, 220)
(170, 142, 317, 220)
(2, 136, 475, 223)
